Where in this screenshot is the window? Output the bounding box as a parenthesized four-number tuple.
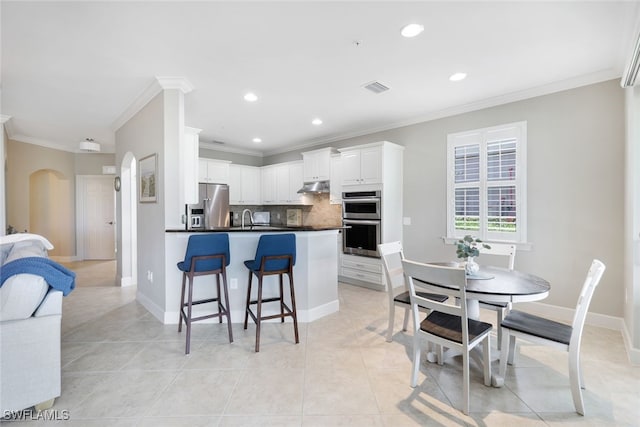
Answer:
(447, 121, 527, 243)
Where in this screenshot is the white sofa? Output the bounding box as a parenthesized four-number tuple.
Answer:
(0, 234, 62, 413)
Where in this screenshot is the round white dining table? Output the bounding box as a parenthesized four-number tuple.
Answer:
(414, 263, 551, 386)
(459, 265, 550, 318)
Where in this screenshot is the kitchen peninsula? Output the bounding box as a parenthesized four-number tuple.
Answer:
(163, 226, 341, 324)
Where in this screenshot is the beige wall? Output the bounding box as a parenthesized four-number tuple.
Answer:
(6, 140, 75, 256)
(267, 80, 625, 318)
(74, 153, 115, 175)
(115, 92, 168, 312)
(6, 139, 115, 257)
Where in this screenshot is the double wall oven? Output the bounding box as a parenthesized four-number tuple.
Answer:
(342, 190, 381, 258)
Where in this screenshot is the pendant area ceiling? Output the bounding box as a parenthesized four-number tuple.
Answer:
(1, 1, 638, 155)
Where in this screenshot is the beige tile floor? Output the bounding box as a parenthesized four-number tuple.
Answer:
(8, 260, 640, 426)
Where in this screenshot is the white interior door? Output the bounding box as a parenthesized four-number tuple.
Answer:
(83, 176, 116, 260)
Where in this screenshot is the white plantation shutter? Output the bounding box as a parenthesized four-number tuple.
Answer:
(447, 122, 527, 243)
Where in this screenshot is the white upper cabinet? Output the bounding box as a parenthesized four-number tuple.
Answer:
(229, 164, 261, 204)
(261, 161, 308, 205)
(302, 147, 333, 182)
(288, 161, 306, 204)
(330, 155, 342, 204)
(198, 158, 230, 184)
(340, 146, 382, 185)
(261, 165, 277, 205)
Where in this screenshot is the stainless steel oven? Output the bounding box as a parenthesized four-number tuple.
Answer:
(342, 219, 381, 257)
(342, 190, 381, 220)
(342, 190, 382, 257)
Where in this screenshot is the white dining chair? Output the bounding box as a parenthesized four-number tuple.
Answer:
(498, 259, 606, 415)
(378, 242, 447, 342)
(402, 259, 493, 415)
(477, 243, 517, 349)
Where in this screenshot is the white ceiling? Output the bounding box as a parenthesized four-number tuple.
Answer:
(2, 1, 639, 156)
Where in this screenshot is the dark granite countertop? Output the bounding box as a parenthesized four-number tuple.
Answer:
(166, 225, 345, 233)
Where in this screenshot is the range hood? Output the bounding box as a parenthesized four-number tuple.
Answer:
(297, 180, 330, 194)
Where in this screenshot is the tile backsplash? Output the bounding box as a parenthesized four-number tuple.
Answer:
(230, 193, 341, 227)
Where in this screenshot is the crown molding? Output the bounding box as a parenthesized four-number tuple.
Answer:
(263, 69, 620, 157)
(111, 76, 194, 132)
(156, 77, 194, 94)
(184, 126, 202, 135)
(199, 141, 263, 157)
(7, 132, 115, 154)
(9, 134, 78, 153)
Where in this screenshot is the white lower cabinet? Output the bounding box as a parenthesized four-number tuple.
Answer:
(339, 254, 385, 291)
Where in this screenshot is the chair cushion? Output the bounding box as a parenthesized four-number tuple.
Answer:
(501, 310, 572, 345)
(245, 234, 296, 272)
(420, 311, 492, 344)
(178, 234, 230, 272)
(394, 291, 448, 305)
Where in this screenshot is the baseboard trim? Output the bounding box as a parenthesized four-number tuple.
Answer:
(301, 299, 340, 322)
(339, 276, 385, 292)
(622, 322, 640, 365)
(161, 300, 340, 325)
(118, 275, 135, 287)
(136, 291, 165, 323)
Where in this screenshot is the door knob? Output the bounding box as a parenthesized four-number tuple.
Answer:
(107, 221, 114, 225)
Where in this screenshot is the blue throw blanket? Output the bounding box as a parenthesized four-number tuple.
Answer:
(1, 257, 76, 296)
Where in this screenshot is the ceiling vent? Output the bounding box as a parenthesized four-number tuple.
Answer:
(363, 81, 390, 94)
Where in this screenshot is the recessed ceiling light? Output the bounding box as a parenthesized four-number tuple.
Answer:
(401, 23, 424, 38)
(252, 137, 262, 143)
(244, 92, 258, 102)
(449, 72, 467, 82)
(311, 118, 323, 126)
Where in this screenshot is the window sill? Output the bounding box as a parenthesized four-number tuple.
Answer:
(441, 236, 533, 251)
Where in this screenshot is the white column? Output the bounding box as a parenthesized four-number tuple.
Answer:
(0, 115, 10, 236)
(624, 87, 640, 364)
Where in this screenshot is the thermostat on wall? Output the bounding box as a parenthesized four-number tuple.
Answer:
(287, 209, 302, 227)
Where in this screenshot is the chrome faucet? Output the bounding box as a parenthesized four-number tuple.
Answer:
(241, 209, 253, 229)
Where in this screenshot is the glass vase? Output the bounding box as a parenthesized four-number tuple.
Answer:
(465, 256, 479, 276)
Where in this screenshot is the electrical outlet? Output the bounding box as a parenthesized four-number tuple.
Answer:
(147, 270, 153, 283)
(403, 217, 412, 225)
(276, 213, 281, 220)
(230, 278, 238, 289)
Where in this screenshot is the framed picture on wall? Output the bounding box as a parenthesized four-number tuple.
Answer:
(139, 153, 158, 203)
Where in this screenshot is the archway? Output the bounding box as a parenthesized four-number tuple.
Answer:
(29, 169, 73, 258)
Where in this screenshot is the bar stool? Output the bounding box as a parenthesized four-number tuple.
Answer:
(177, 233, 233, 354)
(243, 233, 298, 352)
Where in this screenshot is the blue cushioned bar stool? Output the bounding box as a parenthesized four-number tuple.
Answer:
(177, 233, 233, 354)
(243, 233, 299, 352)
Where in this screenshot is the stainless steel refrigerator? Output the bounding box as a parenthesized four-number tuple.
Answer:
(186, 183, 230, 229)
